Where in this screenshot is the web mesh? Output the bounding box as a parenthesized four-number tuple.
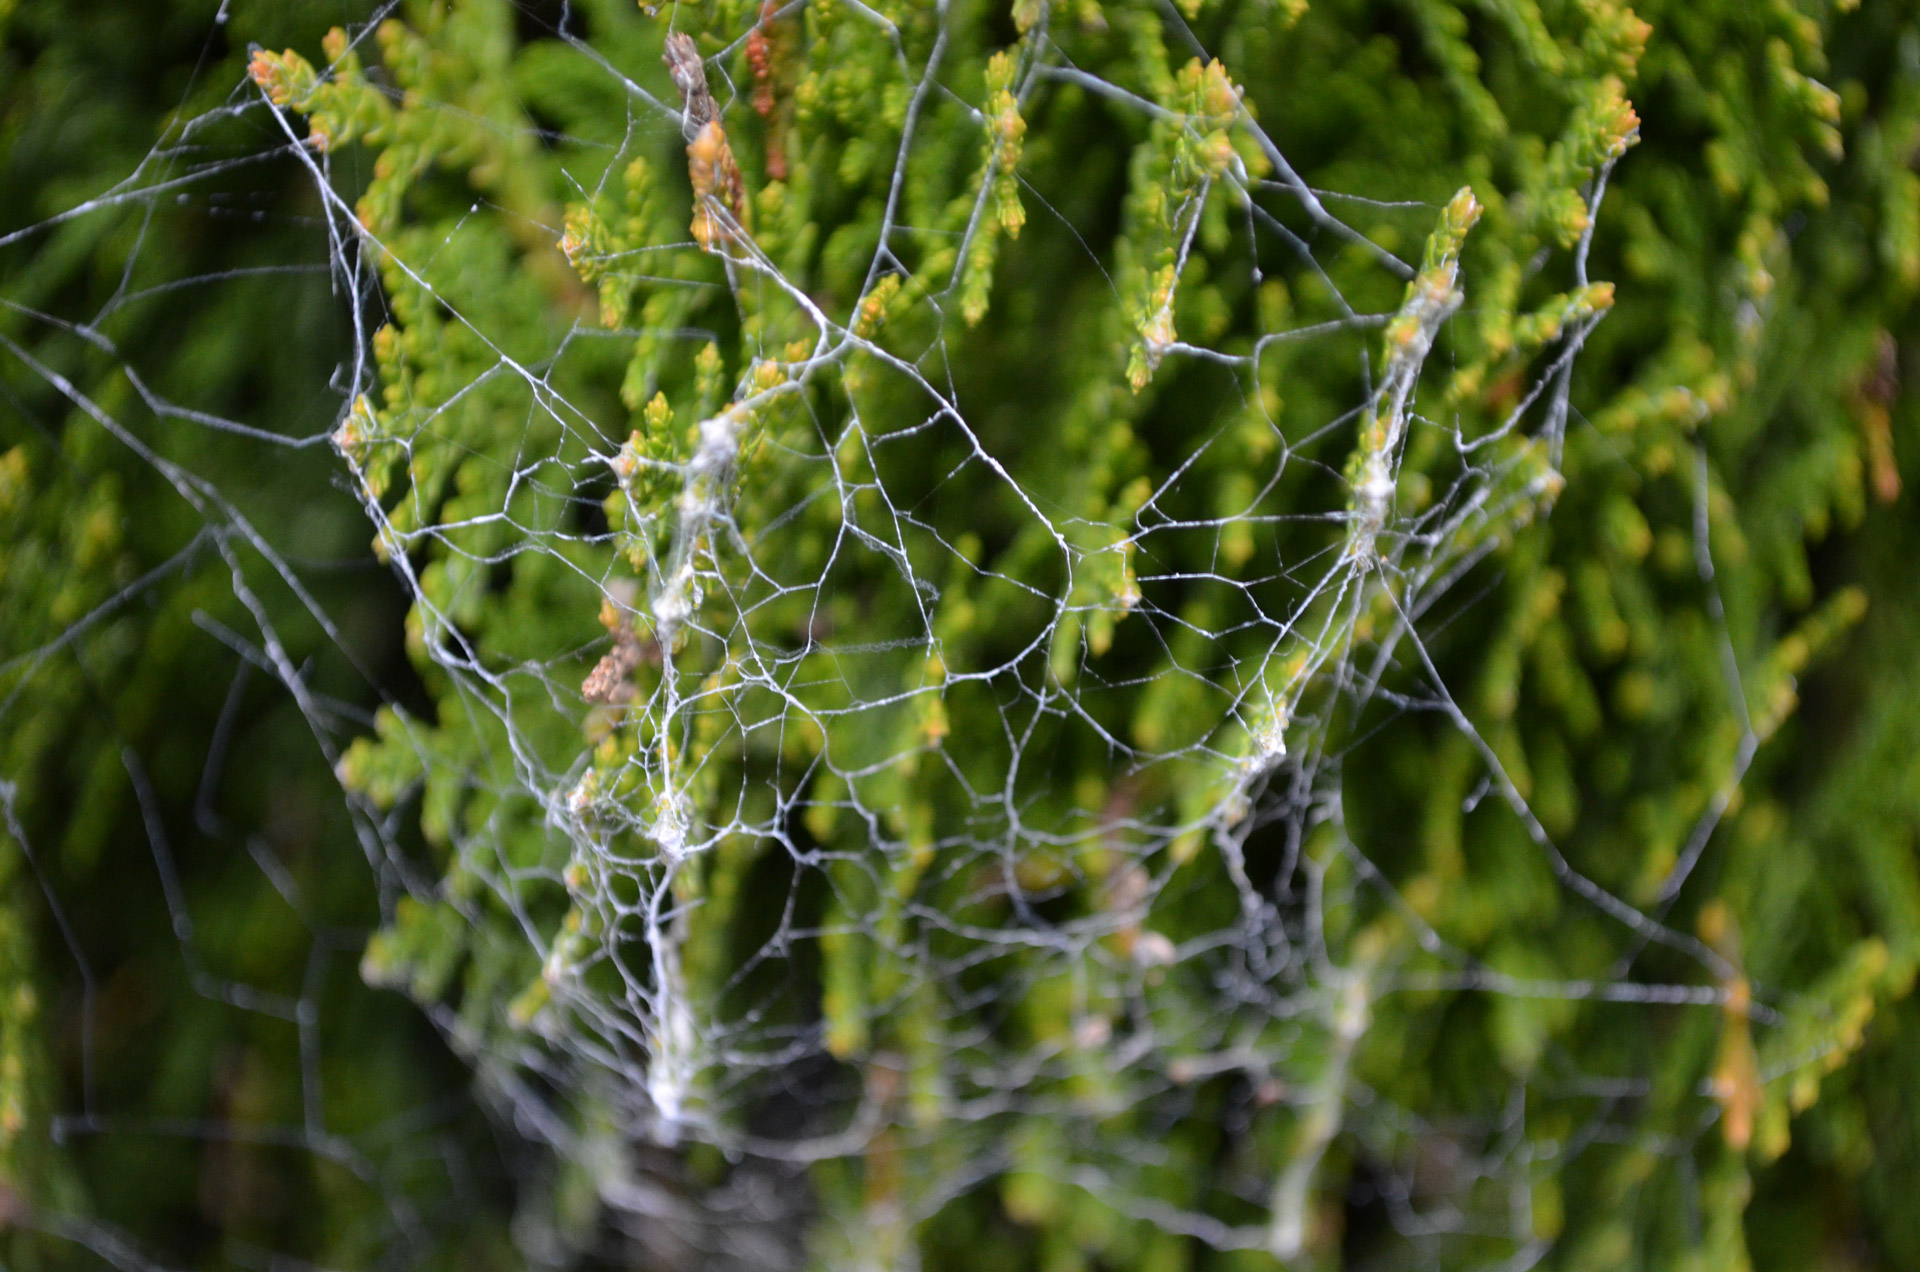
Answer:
(0, 1, 1816, 1269)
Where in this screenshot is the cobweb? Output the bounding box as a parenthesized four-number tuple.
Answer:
(0, 2, 1783, 1269)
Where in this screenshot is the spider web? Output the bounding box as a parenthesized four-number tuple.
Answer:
(0, 2, 1786, 1269)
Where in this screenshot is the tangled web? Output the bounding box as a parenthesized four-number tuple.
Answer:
(2, 1, 1812, 1268)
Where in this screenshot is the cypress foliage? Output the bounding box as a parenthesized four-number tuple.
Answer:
(4, 1, 1920, 1269)
(0, 1, 509, 1265)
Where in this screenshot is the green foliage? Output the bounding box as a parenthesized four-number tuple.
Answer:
(0, 0, 510, 1265)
